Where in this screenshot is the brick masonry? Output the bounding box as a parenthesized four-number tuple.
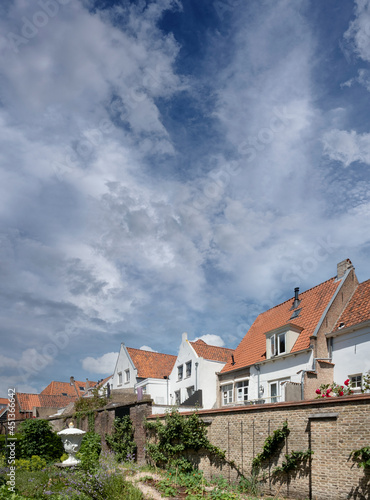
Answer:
(147, 394, 370, 500)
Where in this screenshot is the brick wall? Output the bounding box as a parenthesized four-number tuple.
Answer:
(147, 394, 370, 500)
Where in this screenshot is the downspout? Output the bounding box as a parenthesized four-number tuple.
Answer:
(255, 364, 261, 399)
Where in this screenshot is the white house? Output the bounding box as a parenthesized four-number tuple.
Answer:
(327, 278, 370, 389)
(169, 332, 234, 409)
(217, 259, 359, 406)
(112, 343, 176, 404)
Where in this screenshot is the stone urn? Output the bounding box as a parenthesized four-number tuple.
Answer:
(58, 422, 86, 466)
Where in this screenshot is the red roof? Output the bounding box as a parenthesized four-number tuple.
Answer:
(333, 279, 370, 331)
(16, 393, 76, 412)
(0, 398, 8, 406)
(127, 348, 176, 379)
(190, 340, 234, 363)
(41, 380, 96, 398)
(221, 277, 341, 373)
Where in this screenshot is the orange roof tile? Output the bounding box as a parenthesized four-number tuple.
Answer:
(333, 279, 370, 331)
(16, 393, 76, 412)
(127, 348, 176, 379)
(221, 277, 341, 373)
(40, 380, 96, 398)
(190, 340, 234, 363)
(0, 398, 8, 406)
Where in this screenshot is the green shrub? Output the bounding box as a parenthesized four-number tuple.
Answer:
(18, 419, 63, 461)
(14, 455, 47, 471)
(0, 435, 22, 460)
(77, 431, 102, 471)
(105, 416, 136, 463)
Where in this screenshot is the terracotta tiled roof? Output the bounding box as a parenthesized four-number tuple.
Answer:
(221, 277, 341, 373)
(190, 340, 235, 363)
(40, 380, 96, 398)
(0, 398, 8, 406)
(16, 393, 76, 412)
(127, 348, 176, 379)
(333, 279, 370, 331)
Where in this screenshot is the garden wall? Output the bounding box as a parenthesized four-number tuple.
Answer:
(147, 394, 370, 500)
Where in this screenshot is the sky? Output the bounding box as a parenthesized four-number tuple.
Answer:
(0, 0, 370, 395)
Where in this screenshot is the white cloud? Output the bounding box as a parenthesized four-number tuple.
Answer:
(139, 345, 157, 352)
(194, 334, 225, 347)
(344, 0, 370, 62)
(82, 352, 118, 374)
(322, 129, 370, 167)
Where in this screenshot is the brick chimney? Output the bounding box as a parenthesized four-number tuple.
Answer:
(337, 259, 353, 279)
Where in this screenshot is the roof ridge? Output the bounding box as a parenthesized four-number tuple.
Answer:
(190, 341, 234, 351)
(127, 347, 176, 357)
(257, 276, 337, 315)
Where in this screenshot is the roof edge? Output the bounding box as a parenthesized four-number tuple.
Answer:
(326, 319, 370, 338)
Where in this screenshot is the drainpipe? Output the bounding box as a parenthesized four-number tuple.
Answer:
(195, 362, 199, 391)
(255, 365, 261, 399)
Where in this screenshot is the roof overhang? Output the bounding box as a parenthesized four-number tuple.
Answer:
(326, 319, 370, 338)
(263, 322, 304, 337)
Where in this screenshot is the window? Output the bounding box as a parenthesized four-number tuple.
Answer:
(270, 333, 286, 356)
(187, 386, 195, 398)
(186, 361, 192, 378)
(222, 384, 233, 405)
(125, 369, 130, 383)
(79, 386, 84, 391)
(350, 374, 362, 388)
(178, 365, 183, 380)
(118, 372, 122, 385)
(236, 380, 249, 402)
(62, 392, 67, 396)
(269, 378, 289, 403)
(175, 390, 181, 405)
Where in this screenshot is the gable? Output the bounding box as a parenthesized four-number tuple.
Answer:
(190, 340, 234, 363)
(332, 279, 370, 332)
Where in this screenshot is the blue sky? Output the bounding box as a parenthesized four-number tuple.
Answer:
(0, 0, 370, 395)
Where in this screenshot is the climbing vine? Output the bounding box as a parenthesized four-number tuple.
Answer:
(145, 409, 227, 472)
(252, 421, 290, 471)
(272, 449, 313, 476)
(350, 446, 370, 469)
(105, 416, 137, 463)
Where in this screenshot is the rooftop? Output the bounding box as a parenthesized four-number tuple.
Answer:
(127, 347, 176, 379)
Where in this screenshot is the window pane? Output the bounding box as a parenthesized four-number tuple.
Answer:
(236, 380, 249, 402)
(271, 335, 276, 356)
(270, 382, 278, 403)
(178, 366, 183, 380)
(186, 362, 192, 377)
(223, 384, 233, 405)
(278, 333, 286, 354)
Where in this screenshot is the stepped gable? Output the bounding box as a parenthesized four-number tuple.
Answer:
(221, 276, 341, 373)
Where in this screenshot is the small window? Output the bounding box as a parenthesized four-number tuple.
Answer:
(186, 361, 192, 378)
(175, 390, 181, 405)
(278, 333, 286, 354)
(270, 382, 278, 403)
(125, 369, 130, 383)
(79, 386, 84, 391)
(270, 335, 276, 356)
(178, 365, 183, 381)
(62, 393, 67, 396)
(118, 372, 122, 385)
(222, 384, 233, 405)
(350, 374, 362, 388)
(236, 380, 249, 402)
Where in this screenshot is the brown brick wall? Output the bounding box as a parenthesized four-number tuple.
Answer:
(147, 394, 370, 500)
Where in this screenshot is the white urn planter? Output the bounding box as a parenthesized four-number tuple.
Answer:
(58, 423, 86, 466)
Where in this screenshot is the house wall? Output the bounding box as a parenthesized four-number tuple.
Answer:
(331, 326, 370, 383)
(147, 394, 370, 500)
(136, 378, 169, 405)
(112, 344, 137, 390)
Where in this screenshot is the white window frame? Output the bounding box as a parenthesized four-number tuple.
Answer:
(125, 369, 130, 383)
(236, 380, 249, 403)
(270, 332, 286, 356)
(118, 372, 122, 385)
(349, 373, 362, 389)
(222, 384, 233, 405)
(178, 365, 183, 381)
(186, 361, 192, 378)
(269, 378, 289, 403)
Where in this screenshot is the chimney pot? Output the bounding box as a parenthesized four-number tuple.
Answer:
(337, 259, 353, 279)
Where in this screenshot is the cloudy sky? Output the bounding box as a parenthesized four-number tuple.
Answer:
(1, 0, 370, 395)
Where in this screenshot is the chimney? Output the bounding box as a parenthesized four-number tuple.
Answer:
(182, 332, 188, 343)
(337, 259, 353, 279)
(85, 378, 90, 391)
(70, 376, 75, 386)
(292, 287, 300, 309)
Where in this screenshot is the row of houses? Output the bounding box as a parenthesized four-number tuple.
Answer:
(104, 258, 370, 411)
(2, 258, 369, 424)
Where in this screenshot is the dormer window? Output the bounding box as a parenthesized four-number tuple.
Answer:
(265, 323, 303, 359)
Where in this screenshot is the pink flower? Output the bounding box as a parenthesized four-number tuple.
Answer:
(344, 379, 350, 386)
(315, 389, 321, 394)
